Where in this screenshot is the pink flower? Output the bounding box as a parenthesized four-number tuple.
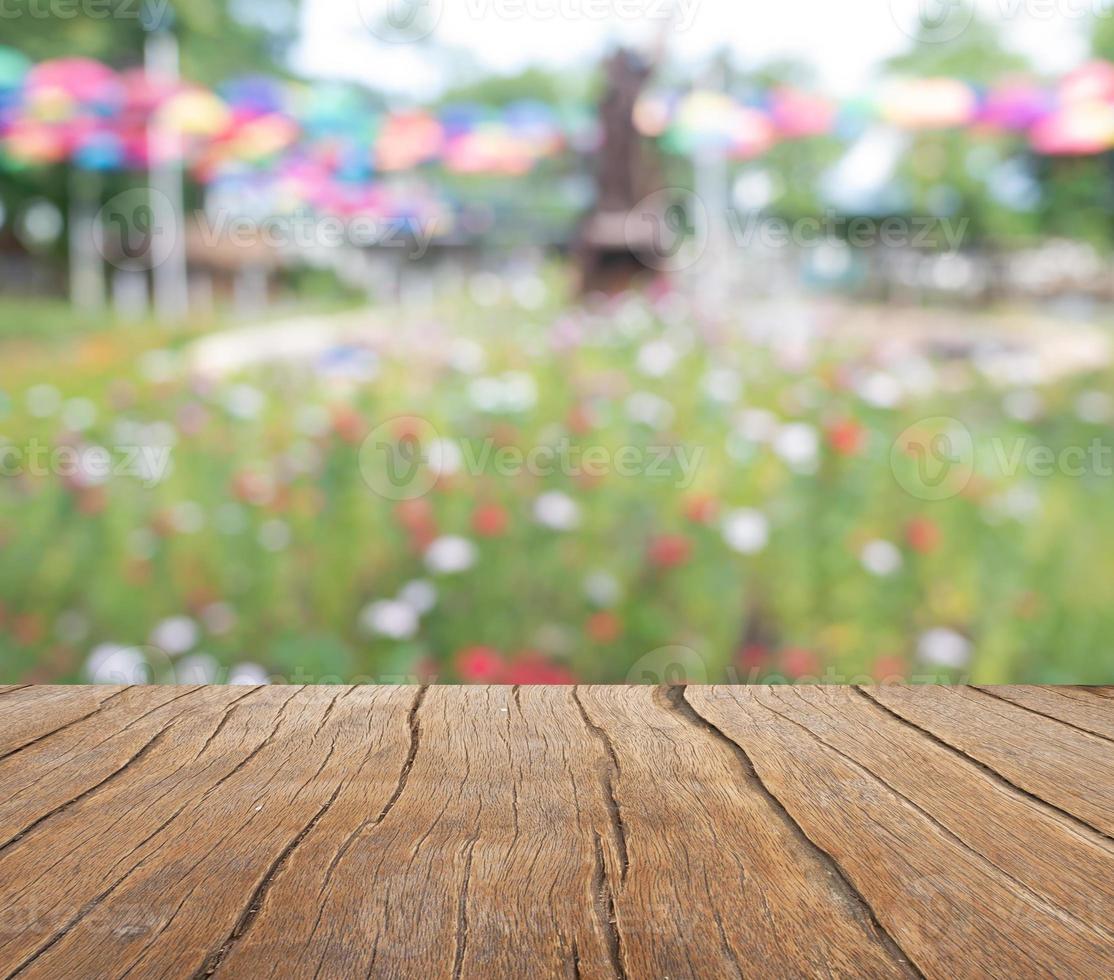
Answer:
(505, 653, 575, 685)
(455, 646, 506, 683)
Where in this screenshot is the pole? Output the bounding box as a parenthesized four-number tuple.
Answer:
(144, 4, 189, 323)
(68, 167, 105, 312)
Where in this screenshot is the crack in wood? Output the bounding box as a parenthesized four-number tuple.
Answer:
(591, 830, 629, 980)
(973, 686, 1114, 746)
(192, 777, 348, 978)
(0, 687, 133, 764)
(666, 686, 926, 980)
(856, 687, 1114, 847)
(761, 688, 1113, 946)
(315, 685, 428, 903)
(0, 715, 182, 859)
(451, 834, 479, 980)
(571, 688, 629, 885)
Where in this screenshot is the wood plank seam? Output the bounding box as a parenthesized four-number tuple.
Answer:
(0, 687, 133, 765)
(572, 687, 629, 884)
(856, 687, 1114, 846)
(668, 686, 926, 979)
(974, 686, 1114, 745)
(755, 687, 1114, 943)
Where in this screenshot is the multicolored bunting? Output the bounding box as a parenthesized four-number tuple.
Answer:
(4, 45, 1114, 224)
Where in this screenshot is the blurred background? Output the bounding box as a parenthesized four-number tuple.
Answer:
(2, 0, 1114, 685)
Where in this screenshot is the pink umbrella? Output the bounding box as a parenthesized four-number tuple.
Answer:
(770, 88, 836, 139)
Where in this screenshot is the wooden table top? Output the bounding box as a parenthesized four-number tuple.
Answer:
(0, 684, 1110, 978)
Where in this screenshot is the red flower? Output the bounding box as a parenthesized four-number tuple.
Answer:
(780, 648, 820, 679)
(905, 517, 940, 554)
(872, 656, 907, 683)
(505, 652, 576, 685)
(683, 494, 718, 525)
(566, 404, 594, 435)
(586, 611, 623, 644)
(737, 644, 770, 669)
(472, 503, 509, 538)
(649, 534, 692, 569)
(396, 498, 434, 532)
(455, 646, 506, 683)
(330, 405, 365, 444)
(827, 418, 865, 456)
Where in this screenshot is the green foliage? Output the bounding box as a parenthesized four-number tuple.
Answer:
(1, 284, 1112, 685)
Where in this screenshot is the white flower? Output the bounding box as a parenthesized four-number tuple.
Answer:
(69, 445, 111, 488)
(467, 373, 537, 414)
(176, 653, 219, 684)
(917, 628, 971, 669)
(861, 540, 903, 577)
(85, 644, 148, 684)
(857, 372, 903, 409)
(150, 616, 199, 656)
(215, 503, 247, 535)
(137, 349, 177, 384)
(625, 391, 675, 430)
(1076, 390, 1112, 424)
(26, 384, 61, 418)
(1003, 389, 1042, 423)
(295, 404, 332, 437)
(774, 423, 820, 474)
(449, 338, 486, 375)
(722, 509, 769, 555)
(501, 372, 537, 413)
(427, 439, 463, 477)
(637, 339, 679, 378)
(702, 368, 741, 404)
(360, 600, 419, 640)
(62, 398, 97, 431)
(222, 383, 266, 421)
(171, 502, 205, 534)
(425, 536, 478, 574)
(201, 602, 237, 636)
(398, 579, 438, 616)
(736, 409, 779, 443)
(259, 519, 291, 552)
(534, 491, 580, 531)
(584, 571, 621, 608)
(228, 663, 270, 685)
(140, 421, 177, 448)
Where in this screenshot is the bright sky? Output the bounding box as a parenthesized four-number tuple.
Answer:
(293, 0, 1093, 98)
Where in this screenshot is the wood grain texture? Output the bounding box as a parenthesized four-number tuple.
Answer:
(0, 684, 1110, 979)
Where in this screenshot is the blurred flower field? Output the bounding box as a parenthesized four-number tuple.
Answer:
(2, 276, 1113, 686)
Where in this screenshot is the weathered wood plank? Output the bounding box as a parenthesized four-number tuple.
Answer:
(868, 685, 1114, 836)
(684, 687, 1114, 978)
(0, 685, 1110, 979)
(0, 686, 128, 760)
(215, 685, 621, 979)
(976, 685, 1114, 740)
(576, 686, 915, 978)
